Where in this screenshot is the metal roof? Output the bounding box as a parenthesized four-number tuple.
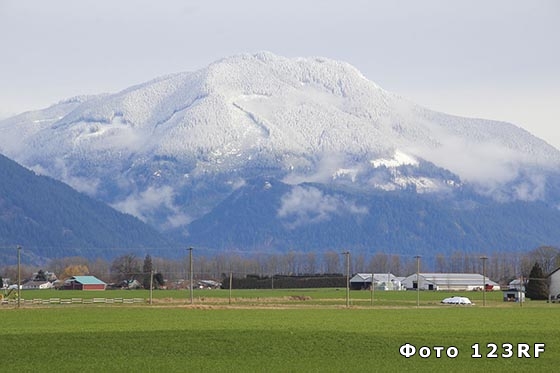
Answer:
(70, 276, 106, 285)
(411, 273, 498, 286)
(350, 273, 398, 283)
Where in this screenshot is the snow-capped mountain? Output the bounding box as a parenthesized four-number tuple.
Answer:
(1, 52, 560, 253)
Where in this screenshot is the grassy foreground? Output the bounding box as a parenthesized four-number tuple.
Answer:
(2, 298, 558, 372)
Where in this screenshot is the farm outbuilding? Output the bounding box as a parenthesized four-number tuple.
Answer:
(349, 273, 404, 290)
(22, 280, 52, 290)
(503, 289, 525, 302)
(401, 273, 499, 291)
(508, 278, 525, 290)
(62, 276, 106, 291)
(548, 267, 560, 301)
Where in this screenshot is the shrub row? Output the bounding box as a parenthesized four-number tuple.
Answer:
(221, 273, 346, 289)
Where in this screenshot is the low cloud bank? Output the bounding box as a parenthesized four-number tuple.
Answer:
(277, 185, 367, 228)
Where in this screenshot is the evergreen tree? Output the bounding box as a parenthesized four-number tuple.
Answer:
(142, 254, 153, 289)
(526, 262, 549, 300)
(0, 275, 3, 288)
(153, 272, 165, 288)
(35, 269, 47, 281)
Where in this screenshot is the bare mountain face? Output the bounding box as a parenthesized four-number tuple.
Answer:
(2, 52, 560, 253)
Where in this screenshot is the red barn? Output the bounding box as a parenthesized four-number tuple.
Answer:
(63, 276, 106, 291)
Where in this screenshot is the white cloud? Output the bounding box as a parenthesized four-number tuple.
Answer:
(65, 175, 101, 196)
(513, 174, 546, 202)
(228, 177, 247, 190)
(411, 131, 522, 190)
(283, 152, 353, 185)
(111, 185, 191, 229)
(29, 158, 101, 196)
(164, 211, 192, 230)
(277, 185, 367, 228)
(409, 130, 553, 201)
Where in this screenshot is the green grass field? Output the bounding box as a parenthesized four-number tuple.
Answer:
(5, 286, 519, 306)
(2, 289, 558, 372)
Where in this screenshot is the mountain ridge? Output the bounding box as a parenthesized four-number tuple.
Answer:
(0, 152, 178, 263)
(1, 52, 559, 256)
(3, 53, 557, 170)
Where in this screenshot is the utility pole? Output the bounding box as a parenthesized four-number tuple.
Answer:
(149, 270, 153, 305)
(370, 272, 374, 307)
(480, 256, 488, 307)
(188, 247, 194, 305)
(414, 255, 421, 308)
(342, 251, 350, 308)
(17, 246, 21, 308)
(229, 272, 233, 305)
(520, 275, 523, 308)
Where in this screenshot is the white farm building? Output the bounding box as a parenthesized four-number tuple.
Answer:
(549, 267, 560, 300)
(401, 273, 500, 291)
(349, 273, 405, 291)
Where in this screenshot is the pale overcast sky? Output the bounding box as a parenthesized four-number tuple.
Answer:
(1, 0, 559, 147)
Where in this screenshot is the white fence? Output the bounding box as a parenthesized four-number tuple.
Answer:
(1, 297, 146, 306)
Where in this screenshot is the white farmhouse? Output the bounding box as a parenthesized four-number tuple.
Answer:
(22, 280, 53, 290)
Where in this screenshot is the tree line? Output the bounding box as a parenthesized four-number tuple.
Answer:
(2, 246, 559, 290)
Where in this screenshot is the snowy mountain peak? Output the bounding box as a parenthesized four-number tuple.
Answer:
(1, 52, 559, 232)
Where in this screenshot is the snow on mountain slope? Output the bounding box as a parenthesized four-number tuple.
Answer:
(1, 52, 559, 230)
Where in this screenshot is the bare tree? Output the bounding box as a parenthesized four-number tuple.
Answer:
(48, 256, 89, 278)
(390, 255, 403, 276)
(1, 265, 34, 283)
(369, 252, 389, 273)
(88, 258, 110, 281)
(323, 251, 341, 273)
(352, 253, 366, 273)
(304, 252, 317, 274)
(525, 246, 560, 275)
(60, 264, 90, 279)
(435, 254, 447, 273)
(110, 254, 141, 283)
(449, 251, 464, 272)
